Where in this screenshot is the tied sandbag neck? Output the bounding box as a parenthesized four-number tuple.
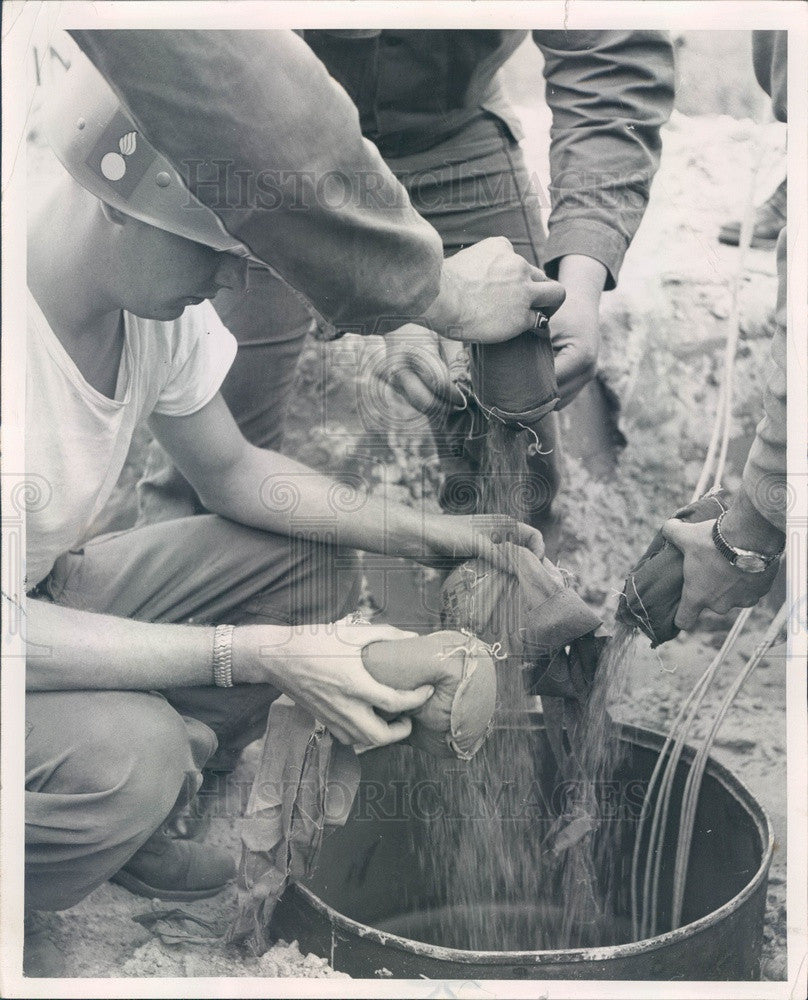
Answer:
(439, 558, 604, 708)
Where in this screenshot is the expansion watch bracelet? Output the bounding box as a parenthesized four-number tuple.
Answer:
(212, 624, 235, 688)
(711, 510, 783, 574)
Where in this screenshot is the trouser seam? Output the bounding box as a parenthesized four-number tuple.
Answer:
(499, 123, 544, 268)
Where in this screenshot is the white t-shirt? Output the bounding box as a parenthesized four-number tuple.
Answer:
(26, 292, 237, 589)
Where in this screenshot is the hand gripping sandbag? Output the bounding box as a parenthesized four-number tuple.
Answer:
(616, 490, 731, 647)
(228, 625, 497, 954)
(361, 630, 498, 760)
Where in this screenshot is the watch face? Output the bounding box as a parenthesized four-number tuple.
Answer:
(734, 553, 768, 574)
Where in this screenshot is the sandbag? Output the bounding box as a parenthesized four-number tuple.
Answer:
(229, 625, 498, 954)
(524, 633, 610, 700)
(361, 629, 497, 760)
(470, 325, 560, 426)
(228, 697, 360, 955)
(441, 558, 602, 667)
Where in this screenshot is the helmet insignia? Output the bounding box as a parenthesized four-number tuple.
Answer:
(100, 131, 138, 181)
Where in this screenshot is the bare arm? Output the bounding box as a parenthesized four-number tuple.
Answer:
(27, 599, 220, 692)
(25, 600, 431, 747)
(148, 392, 547, 572)
(27, 394, 548, 747)
(549, 254, 608, 406)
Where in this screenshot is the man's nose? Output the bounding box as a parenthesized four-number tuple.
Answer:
(214, 254, 249, 292)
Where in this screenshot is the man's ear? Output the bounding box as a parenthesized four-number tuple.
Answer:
(99, 200, 128, 226)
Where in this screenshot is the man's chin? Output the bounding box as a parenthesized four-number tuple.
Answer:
(143, 302, 189, 321)
(131, 298, 204, 321)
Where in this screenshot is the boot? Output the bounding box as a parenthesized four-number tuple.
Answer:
(163, 769, 225, 841)
(110, 824, 235, 901)
(718, 178, 786, 247)
(23, 914, 66, 978)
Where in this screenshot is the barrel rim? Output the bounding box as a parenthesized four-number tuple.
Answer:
(288, 719, 775, 966)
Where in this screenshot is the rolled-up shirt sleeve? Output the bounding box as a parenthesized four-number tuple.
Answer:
(739, 30, 787, 533)
(741, 229, 787, 532)
(70, 29, 443, 328)
(533, 30, 674, 290)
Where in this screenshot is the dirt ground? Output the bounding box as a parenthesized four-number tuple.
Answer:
(26, 34, 788, 984)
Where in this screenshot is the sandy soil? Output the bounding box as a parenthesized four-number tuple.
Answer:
(25, 52, 788, 985)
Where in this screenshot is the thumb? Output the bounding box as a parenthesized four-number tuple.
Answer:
(531, 278, 566, 319)
(512, 523, 546, 560)
(391, 370, 437, 414)
(552, 341, 583, 388)
(366, 680, 435, 715)
(660, 518, 687, 552)
(356, 714, 415, 753)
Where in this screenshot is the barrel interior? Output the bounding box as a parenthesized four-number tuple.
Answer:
(271, 720, 770, 979)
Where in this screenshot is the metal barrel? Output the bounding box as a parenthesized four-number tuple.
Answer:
(271, 715, 772, 981)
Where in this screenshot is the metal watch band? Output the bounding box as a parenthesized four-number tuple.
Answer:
(711, 510, 782, 573)
(212, 624, 235, 688)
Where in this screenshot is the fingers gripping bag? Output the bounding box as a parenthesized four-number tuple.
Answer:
(616, 490, 730, 647)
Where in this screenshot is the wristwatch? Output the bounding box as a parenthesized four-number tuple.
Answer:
(711, 510, 783, 573)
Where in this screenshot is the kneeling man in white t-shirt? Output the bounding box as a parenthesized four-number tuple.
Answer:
(23, 36, 551, 964)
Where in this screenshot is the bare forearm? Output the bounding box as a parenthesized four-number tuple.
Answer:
(199, 444, 427, 561)
(557, 255, 607, 301)
(550, 254, 608, 405)
(26, 599, 213, 691)
(198, 441, 554, 577)
(151, 396, 543, 576)
(151, 398, 431, 561)
(26, 598, 289, 693)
